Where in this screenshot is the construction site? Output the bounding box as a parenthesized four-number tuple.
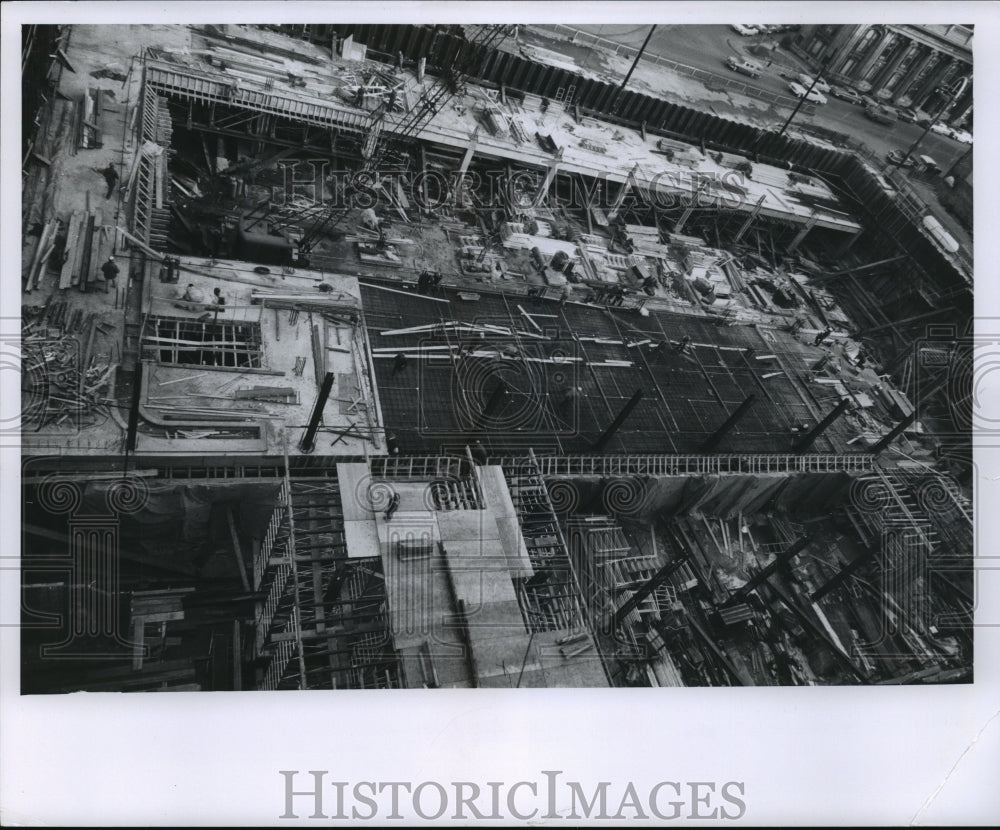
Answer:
(19, 23, 974, 692)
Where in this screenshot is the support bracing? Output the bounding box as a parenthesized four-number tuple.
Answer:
(792, 398, 850, 452)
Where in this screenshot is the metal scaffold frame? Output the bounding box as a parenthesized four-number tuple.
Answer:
(251, 447, 404, 689)
(527, 453, 875, 477)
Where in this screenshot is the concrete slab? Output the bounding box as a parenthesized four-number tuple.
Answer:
(495, 516, 534, 578)
(448, 568, 519, 607)
(375, 510, 440, 550)
(436, 510, 501, 541)
(478, 466, 518, 518)
(440, 538, 509, 568)
(337, 463, 373, 521)
(463, 600, 529, 640)
(342, 518, 381, 560)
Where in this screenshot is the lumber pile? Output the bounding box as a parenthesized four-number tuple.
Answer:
(579, 138, 607, 154)
(191, 34, 407, 113)
(77, 87, 111, 150)
(21, 330, 117, 430)
(55, 209, 116, 292)
(23, 218, 61, 293)
(623, 223, 668, 257)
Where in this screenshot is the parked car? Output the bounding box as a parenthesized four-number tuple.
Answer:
(897, 107, 930, 125)
(929, 121, 953, 136)
(731, 25, 759, 36)
(916, 155, 941, 175)
(951, 129, 973, 145)
(788, 81, 827, 104)
(864, 103, 897, 125)
(886, 149, 915, 168)
(829, 85, 862, 104)
(725, 55, 763, 78)
(796, 73, 830, 94)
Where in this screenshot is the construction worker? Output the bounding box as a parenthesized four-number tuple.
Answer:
(471, 440, 488, 465)
(212, 287, 226, 320)
(814, 328, 832, 346)
(100, 256, 120, 294)
(386, 432, 400, 456)
(392, 352, 408, 376)
(384, 492, 401, 522)
(102, 163, 119, 199)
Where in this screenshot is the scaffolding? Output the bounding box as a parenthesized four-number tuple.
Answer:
(500, 451, 590, 635)
(529, 453, 875, 477)
(567, 516, 673, 659)
(252, 455, 403, 689)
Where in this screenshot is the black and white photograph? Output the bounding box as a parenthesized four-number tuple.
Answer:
(2, 2, 998, 825)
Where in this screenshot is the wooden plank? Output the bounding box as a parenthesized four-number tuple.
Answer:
(26, 220, 57, 291)
(131, 617, 145, 670)
(115, 225, 164, 259)
(87, 210, 105, 287)
(24, 221, 53, 290)
(77, 213, 96, 291)
(53, 47, 76, 73)
(138, 610, 185, 623)
(58, 211, 84, 289)
(311, 323, 324, 388)
(70, 213, 88, 286)
(226, 507, 251, 592)
(357, 281, 449, 303)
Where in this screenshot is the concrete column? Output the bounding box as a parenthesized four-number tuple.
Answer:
(457, 126, 479, 177)
(893, 45, 935, 101)
(532, 150, 563, 207)
(912, 56, 955, 109)
(787, 212, 819, 254)
(949, 79, 973, 126)
(673, 204, 696, 234)
(854, 29, 895, 82)
(830, 25, 871, 75)
(674, 178, 707, 233)
(792, 399, 851, 452)
(835, 228, 864, 258)
(872, 39, 916, 91)
(607, 163, 639, 219)
(591, 389, 645, 451)
(733, 194, 766, 245)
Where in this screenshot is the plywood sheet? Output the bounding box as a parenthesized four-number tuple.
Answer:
(437, 510, 500, 542)
(342, 518, 381, 560)
(336, 463, 373, 521)
(449, 568, 518, 607)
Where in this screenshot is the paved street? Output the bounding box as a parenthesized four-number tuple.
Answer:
(516, 23, 972, 254)
(566, 24, 969, 174)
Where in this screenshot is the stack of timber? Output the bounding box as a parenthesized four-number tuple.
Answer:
(77, 87, 111, 150)
(23, 218, 62, 293)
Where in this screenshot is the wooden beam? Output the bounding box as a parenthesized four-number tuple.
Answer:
(226, 507, 251, 592)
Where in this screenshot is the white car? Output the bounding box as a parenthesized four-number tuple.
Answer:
(929, 122, 953, 137)
(796, 73, 830, 94)
(788, 81, 827, 104)
(951, 129, 973, 145)
(731, 25, 759, 36)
